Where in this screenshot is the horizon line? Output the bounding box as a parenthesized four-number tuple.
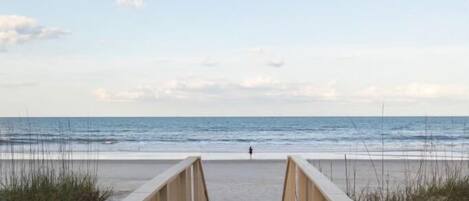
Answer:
(1, 115, 469, 118)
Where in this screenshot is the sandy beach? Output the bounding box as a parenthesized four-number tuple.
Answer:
(77, 159, 468, 201)
(1, 158, 468, 200)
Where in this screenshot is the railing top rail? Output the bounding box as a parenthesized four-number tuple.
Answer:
(289, 155, 353, 201)
(123, 156, 200, 201)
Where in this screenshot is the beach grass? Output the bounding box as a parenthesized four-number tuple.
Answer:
(0, 119, 112, 201)
(353, 174, 469, 201)
(0, 171, 111, 201)
(346, 115, 469, 201)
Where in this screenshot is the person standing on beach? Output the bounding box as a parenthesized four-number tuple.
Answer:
(249, 146, 253, 159)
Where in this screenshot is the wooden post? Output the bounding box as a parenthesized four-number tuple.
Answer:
(285, 155, 353, 201)
(307, 180, 313, 201)
(122, 157, 209, 201)
(298, 170, 308, 201)
(160, 186, 168, 201)
(193, 160, 208, 201)
(168, 175, 181, 201)
(311, 184, 326, 201)
(181, 168, 192, 201)
(153, 192, 160, 201)
(282, 158, 297, 201)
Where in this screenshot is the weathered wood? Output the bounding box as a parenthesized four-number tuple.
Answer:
(193, 161, 208, 201)
(298, 169, 308, 201)
(160, 186, 168, 201)
(282, 160, 296, 201)
(197, 160, 210, 201)
(312, 183, 327, 201)
(282, 156, 353, 201)
(181, 168, 192, 201)
(168, 175, 180, 201)
(123, 157, 208, 201)
(307, 180, 313, 201)
(125, 155, 349, 201)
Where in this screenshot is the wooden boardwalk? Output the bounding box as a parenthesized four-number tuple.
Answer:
(123, 156, 352, 201)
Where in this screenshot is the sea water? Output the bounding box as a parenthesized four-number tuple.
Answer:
(0, 117, 468, 159)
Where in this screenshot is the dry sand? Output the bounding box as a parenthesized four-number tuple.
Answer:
(91, 159, 469, 201)
(1, 159, 467, 201)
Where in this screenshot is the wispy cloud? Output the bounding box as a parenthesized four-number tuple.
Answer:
(200, 57, 219, 67)
(267, 59, 285, 68)
(0, 15, 68, 48)
(94, 77, 469, 105)
(152, 56, 221, 67)
(116, 0, 144, 8)
(93, 88, 148, 102)
(93, 77, 337, 102)
(0, 81, 38, 89)
(247, 47, 286, 68)
(247, 47, 267, 55)
(355, 83, 469, 103)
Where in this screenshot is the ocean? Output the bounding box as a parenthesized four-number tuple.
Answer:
(0, 117, 468, 159)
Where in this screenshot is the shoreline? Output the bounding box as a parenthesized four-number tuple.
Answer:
(1, 151, 468, 160)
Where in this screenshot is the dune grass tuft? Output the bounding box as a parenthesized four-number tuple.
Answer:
(0, 171, 111, 201)
(348, 115, 469, 201)
(354, 175, 469, 201)
(0, 119, 112, 201)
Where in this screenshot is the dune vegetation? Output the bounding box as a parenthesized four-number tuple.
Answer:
(0, 121, 112, 201)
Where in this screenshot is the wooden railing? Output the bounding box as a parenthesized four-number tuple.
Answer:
(282, 156, 353, 201)
(124, 155, 351, 201)
(123, 156, 209, 201)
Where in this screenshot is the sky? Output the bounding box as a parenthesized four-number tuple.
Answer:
(1, 0, 469, 116)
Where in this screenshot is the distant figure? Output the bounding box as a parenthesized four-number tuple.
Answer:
(249, 146, 253, 159)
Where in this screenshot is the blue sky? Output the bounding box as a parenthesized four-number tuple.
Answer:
(1, 0, 469, 116)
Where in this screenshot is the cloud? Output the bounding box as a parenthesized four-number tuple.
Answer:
(267, 59, 285, 68)
(247, 47, 267, 55)
(356, 83, 469, 102)
(93, 75, 469, 105)
(247, 47, 286, 68)
(0, 15, 68, 48)
(200, 57, 219, 67)
(0, 81, 38, 89)
(93, 77, 337, 102)
(116, 0, 144, 8)
(93, 88, 147, 102)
